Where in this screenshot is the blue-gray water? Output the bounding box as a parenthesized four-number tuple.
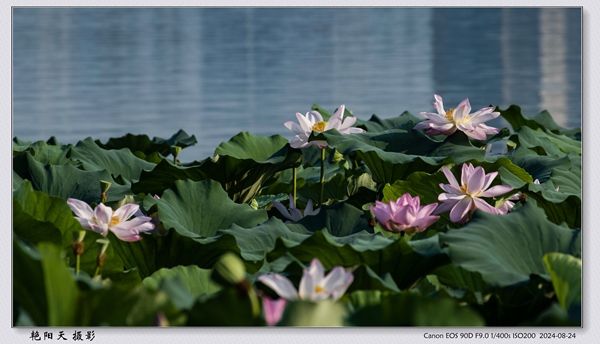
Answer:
(12, 8, 581, 161)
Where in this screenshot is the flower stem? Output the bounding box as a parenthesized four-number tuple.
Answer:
(319, 148, 325, 207)
(292, 167, 297, 207)
(72, 231, 86, 275)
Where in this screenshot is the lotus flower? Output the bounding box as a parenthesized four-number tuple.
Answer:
(272, 194, 320, 223)
(370, 194, 439, 235)
(67, 198, 155, 242)
(258, 258, 353, 302)
(260, 296, 287, 326)
(284, 105, 365, 149)
(413, 94, 500, 140)
(435, 163, 513, 223)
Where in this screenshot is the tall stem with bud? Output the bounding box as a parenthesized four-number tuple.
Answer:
(100, 180, 111, 203)
(94, 239, 110, 278)
(170, 145, 182, 165)
(71, 231, 86, 275)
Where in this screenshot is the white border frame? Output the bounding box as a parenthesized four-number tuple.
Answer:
(5, 2, 594, 344)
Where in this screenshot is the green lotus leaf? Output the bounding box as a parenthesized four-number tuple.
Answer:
(430, 265, 489, 295)
(13, 139, 74, 165)
(217, 217, 311, 262)
(13, 136, 33, 153)
(526, 195, 581, 229)
(144, 179, 268, 238)
(13, 240, 79, 326)
(346, 172, 377, 195)
(214, 131, 290, 160)
(511, 126, 581, 157)
(14, 152, 131, 203)
(142, 266, 222, 309)
(296, 160, 347, 182)
(310, 129, 488, 184)
(356, 112, 424, 132)
(95, 129, 197, 156)
(209, 132, 303, 203)
(38, 243, 79, 326)
(109, 228, 251, 278)
(186, 287, 259, 326)
(524, 165, 581, 228)
(347, 291, 485, 326)
(499, 105, 581, 139)
(259, 159, 347, 200)
(13, 170, 23, 191)
(131, 159, 208, 197)
(297, 173, 348, 205)
(13, 180, 80, 246)
(14, 238, 49, 326)
(279, 299, 347, 326)
(70, 137, 156, 182)
(409, 202, 581, 287)
(346, 265, 400, 293)
(267, 230, 448, 290)
(107, 232, 161, 279)
(295, 201, 371, 236)
(310, 104, 423, 133)
(543, 253, 581, 312)
(509, 147, 573, 184)
(134, 132, 302, 203)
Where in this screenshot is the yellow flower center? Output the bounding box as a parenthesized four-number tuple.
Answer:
(460, 184, 481, 197)
(444, 108, 470, 125)
(312, 121, 328, 133)
(109, 216, 120, 227)
(315, 285, 327, 293)
(444, 108, 455, 121)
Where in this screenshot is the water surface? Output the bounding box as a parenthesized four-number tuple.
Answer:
(12, 8, 581, 161)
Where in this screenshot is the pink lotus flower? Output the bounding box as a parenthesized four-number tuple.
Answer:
(258, 258, 353, 303)
(284, 105, 365, 149)
(435, 163, 513, 223)
(272, 194, 320, 223)
(413, 94, 500, 140)
(370, 194, 439, 235)
(67, 198, 155, 242)
(260, 296, 287, 326)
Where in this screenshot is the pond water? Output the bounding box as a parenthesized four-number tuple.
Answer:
(12, 8, 581, 161)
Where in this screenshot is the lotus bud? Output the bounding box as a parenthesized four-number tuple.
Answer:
(72, 230, 86, 275)
(170, 145, 182, 164)
(71, 230, 86, 256)
(212, 252, 247, 286)
(100, 180, 111, 203)
(94, 238, 110, 277)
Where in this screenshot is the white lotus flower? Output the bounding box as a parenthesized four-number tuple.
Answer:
(258, 258, 354, 302)
(413, 94, 500, 140)
(67, 198, 155, 242)
(284, 105, 365, 149)
(435, 163, 513, 223)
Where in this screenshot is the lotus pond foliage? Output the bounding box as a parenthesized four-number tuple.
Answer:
(13, 98, 581, 326)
